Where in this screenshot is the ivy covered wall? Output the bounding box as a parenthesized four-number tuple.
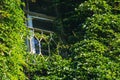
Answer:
(0, 0, 120, 80)
(0, 0, 27, 79)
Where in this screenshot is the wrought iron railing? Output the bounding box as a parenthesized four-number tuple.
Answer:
(27, 27, 57, 56)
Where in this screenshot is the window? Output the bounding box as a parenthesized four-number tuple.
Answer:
(24, 0, 56, 54)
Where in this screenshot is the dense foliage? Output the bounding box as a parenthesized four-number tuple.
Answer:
(24, 54, 71, 80)
(0, 0, 27, 79)
(0, 0, 120, 80)
(24, 0, 120, 80)
(70, 0, 120, 79)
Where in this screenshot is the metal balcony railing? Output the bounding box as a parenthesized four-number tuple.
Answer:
(27, 27, 57, 56)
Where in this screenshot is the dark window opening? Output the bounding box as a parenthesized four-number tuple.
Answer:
(28, 0, 57, 17)
(33, 18, 54, 31)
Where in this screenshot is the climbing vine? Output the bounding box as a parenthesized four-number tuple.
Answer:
(0, 0, 120, 80)
(0, 0, 27, 79)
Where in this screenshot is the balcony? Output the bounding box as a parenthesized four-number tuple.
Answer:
(27, 27, 57, 56)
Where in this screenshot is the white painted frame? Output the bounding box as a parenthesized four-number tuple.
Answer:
(27, 12, 54, 54)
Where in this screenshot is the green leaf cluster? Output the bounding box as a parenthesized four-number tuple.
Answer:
(53, 0, 120, 79)
(24, 54, 71, 80)
(0, 0, 27, 79)
(69, 0, 120, 79)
